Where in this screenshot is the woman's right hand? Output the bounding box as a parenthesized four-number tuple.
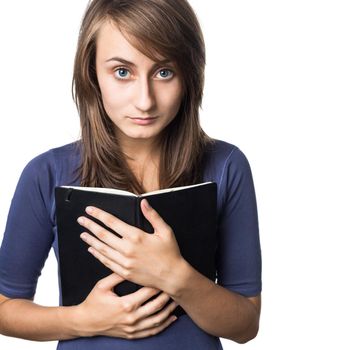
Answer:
(74, 273, 178, 339)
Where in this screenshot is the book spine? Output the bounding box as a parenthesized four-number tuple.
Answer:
(135, 196, 142, 228)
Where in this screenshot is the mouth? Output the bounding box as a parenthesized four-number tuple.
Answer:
(128, 116, 158, 125)
(129, 116, 157, 120)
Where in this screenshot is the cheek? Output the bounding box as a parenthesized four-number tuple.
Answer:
(159, 83, 183, 114)
(98, 79, 127, 114)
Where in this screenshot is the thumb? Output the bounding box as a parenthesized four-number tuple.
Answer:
(140, 199, 171, 234)
(96, 272, 125, 291)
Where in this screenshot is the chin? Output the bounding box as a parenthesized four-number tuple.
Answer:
(124, 130, 161, 140)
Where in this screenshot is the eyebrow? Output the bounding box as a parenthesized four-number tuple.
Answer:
(105, 57, 172, 67)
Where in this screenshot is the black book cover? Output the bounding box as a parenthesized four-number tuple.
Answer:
(55, 182, 218, 318)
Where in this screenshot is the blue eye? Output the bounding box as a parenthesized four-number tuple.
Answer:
(115, 68, 129, 79)
(158, 69, 173, 79)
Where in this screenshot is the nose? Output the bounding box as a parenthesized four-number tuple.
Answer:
(133, 76, 156, 112)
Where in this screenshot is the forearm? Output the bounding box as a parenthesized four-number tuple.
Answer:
(0, 298, 82, 341)
(165, 259, 260, 343)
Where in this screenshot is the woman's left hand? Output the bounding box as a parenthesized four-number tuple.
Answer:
(77, 199, 183, 292)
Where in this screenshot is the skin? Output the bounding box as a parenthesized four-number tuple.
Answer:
(80, 19, 261, 343)
(95, 20, 184, 168)
(0, 19, 186, 341)
(76, 201, 261, 343)
(0, 19, 260, 343)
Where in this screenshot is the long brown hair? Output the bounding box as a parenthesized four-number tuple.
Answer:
(72, 0, 215, 194)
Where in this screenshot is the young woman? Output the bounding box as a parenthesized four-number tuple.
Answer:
(0, 0, 262, 349)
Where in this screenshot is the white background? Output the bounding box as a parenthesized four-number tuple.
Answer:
(1, 0, 357, 349)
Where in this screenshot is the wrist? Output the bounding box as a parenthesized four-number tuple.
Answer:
(164, 258, 194, 299)
(58, 304, 92, 338)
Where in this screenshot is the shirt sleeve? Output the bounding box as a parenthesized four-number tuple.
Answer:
(0, 152, 55, 300)
(216, 146, 262, 297)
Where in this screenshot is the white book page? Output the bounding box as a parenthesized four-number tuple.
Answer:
(142, 181, 213, 197)
(60, 186, 137, 196)
(60, 181, 213, 197)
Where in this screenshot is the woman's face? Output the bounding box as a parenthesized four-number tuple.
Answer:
(95, 21, 183, 145)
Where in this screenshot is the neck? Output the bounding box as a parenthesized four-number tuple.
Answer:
(116, 131, 161, 165)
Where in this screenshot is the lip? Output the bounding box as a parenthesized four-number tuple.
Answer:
(129, 116, 157, 125)
(129, 116, 157, 120)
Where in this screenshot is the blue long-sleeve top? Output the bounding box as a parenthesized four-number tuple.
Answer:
(0, 139, 261, 350)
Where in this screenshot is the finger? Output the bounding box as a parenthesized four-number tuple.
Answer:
(83, 206, 137, 239)
(88, 247, 127, 277)
(80, 232, 127, 267)
(121, 287, 162, 308)
(140, 199, 172, 233)
(128, 315, 177, 339)
(133, 303, 178, 335)
(136, 292, 174, 319)
(78, 216, 129, 254)
(96, 273, 126, 291)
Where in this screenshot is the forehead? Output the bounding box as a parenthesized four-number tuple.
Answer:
(96, 20, 166, 62)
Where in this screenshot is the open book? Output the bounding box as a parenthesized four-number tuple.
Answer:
(55, 181, 218, 318)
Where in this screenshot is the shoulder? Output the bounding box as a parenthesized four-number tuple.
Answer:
(13, 141, 81, 224)
(25, 141, 80, 167)
(22, 141, 81, 185)
(203, 138, 255, 211)
(204, 138, 252, 179)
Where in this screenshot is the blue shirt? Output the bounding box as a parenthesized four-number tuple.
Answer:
(0, 139, 261, 349)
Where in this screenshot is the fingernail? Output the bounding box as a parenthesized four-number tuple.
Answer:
(80, 233, 87, 240)
(171, 316, 177, 322)
(86, 206, 94, 214)
(77, 217, 85, 225)
(142, 199, 151, 210)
